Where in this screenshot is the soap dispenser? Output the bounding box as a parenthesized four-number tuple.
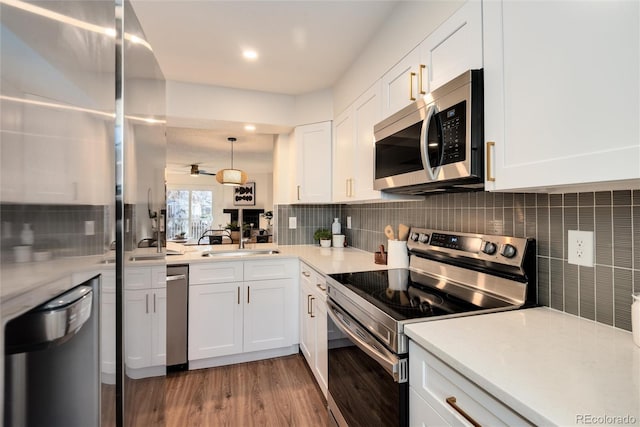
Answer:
(20, 223, 34, 246)
(332, 218, 341, 235)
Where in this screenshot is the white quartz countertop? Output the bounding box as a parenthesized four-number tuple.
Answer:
(404, 307, 640, 426)
(166, 243, 388, 275)
(2, 243, 387, 322)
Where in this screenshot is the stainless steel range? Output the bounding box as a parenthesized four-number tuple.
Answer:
(326, 227, 536, 427)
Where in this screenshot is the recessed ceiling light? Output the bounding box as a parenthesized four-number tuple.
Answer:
(243, 49, 258, 60)
(244, 124, 256, 132)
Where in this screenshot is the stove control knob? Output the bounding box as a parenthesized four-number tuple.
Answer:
(500, 243, 517, 259)
(418, 233, 430, 244)
(410, 232, 420, 241)
(482, 241, 497, 255)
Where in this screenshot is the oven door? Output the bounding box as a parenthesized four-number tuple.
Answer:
(327, 299, 408, 427)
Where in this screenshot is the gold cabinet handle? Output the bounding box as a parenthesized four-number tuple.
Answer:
(486, 141, 496, 182)
(307, 294, 312, 315)
(419, 64, 426, 95)
(302, 271, 311, 278)
(297, 185, 301, 201)
(349, 178, 354, 197)
(409, 72, 417, 101)
(237, 286, 240, 305)
(446, 396, 481, 427)
(346, 179, 350, 197)
(310, 297, 315, 318)
(247, 286, 250, 304)
(316, 283, 326, 292)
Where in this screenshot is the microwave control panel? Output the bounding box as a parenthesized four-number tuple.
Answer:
(438, 100, 466, 165)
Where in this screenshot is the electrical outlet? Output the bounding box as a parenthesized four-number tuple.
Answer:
(567, 230, 594, 267)
(347, 216, 352, 229)
(84, 220, 95, 236)
(288, 217, 297, 229)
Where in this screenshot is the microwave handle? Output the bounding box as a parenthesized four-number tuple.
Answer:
(420, 104, 439, 181)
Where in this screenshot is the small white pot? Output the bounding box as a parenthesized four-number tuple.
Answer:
(320, 239, 331, 248)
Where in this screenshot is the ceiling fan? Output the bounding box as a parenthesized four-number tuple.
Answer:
(189, 164, 216, 176)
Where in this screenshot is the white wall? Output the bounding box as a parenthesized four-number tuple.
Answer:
(293, 88, 333, 125)
(332, 0, 465, 115)
(167, 81, 333, 128)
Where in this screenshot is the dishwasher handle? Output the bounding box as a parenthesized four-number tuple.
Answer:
(5, 284, 93, 354)
(166, 274, 186, 282)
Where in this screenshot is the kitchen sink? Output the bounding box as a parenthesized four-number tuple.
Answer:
(129, 254, 166, 261)
(201, 249, 280, 258)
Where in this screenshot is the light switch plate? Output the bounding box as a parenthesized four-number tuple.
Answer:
(567, 230, 594, 267)
(288, 217, 297, 229)
(347, 216, 352, 229)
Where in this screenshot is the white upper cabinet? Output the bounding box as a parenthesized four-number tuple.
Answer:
(381, 48, 422, 119)
(483, 0, 640, 191)
(294, 121, 332, 203)
(419, 0, 483, 93)
(333, 83, 384, 202)
(381, 1, 483, 119)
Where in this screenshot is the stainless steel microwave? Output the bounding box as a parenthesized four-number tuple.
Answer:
(373, 69, 484, 194)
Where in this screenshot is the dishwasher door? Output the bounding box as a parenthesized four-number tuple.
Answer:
(4, 278, 100, 427)
(166, 265, 188, 369)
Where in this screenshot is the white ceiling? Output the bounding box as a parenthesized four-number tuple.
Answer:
(129, 0, 399, 176)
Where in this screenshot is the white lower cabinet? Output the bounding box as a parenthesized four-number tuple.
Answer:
(188, 282, 243, 359)
(124, 265, 166, 378)
(244, 279, 296, 353)
(410, 387, 448, 427)
(299, 261, 328, 397)
(409, 340, 533, 426)
(188, 258, 298, 368)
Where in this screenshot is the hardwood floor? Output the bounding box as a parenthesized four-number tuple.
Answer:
(102, 354, 328, 427)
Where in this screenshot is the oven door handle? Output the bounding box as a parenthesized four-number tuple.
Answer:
(327, 300, 407, 383)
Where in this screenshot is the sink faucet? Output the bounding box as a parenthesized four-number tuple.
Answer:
(239, 237, 248, 249)
(237, 208, 245, 249)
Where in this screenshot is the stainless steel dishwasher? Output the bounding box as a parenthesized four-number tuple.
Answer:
(167, 265, 189, 370)
(4, 278, 100, 427)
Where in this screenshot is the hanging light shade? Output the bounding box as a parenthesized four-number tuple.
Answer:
(216, 137, 247, 186)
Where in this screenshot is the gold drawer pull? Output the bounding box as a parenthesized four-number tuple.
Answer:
(486, 141, 496, 182)
(446, 396, 481, 427)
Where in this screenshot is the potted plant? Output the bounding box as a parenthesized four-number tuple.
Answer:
(226, 221, 241, 243)
(314, 228, 332, 247)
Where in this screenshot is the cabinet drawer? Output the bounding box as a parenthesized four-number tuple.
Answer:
(300, 262, 327, 301)
(125, 267, 152, 290)
(410, 386, 448, 427)
(101, 269, 116, 291)
(409, 341, 532, 426)
(190, 262, 243, 285)
(244, 259, 297, 281)
(152, 266, 166, 289)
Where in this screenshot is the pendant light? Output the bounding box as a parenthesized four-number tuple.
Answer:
(216, 137, 247, 186)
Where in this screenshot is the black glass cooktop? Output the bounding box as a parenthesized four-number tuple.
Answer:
(329, 269, 511, 322)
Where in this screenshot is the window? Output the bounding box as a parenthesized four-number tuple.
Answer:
(166, 189, 213, 240)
